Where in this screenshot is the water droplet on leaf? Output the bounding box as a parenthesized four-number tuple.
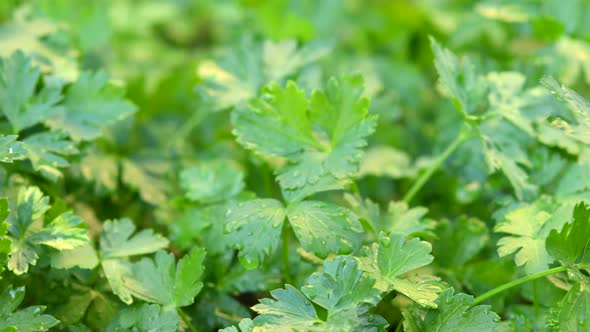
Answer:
(239, 255, 259, 269)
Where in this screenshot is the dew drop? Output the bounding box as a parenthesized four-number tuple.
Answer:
(239, 255, 259, 269)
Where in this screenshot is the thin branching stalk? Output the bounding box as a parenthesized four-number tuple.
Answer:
(473, 266, 567, 305)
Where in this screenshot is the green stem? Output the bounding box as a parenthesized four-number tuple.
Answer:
(282, 223, 292, 284)
(533, 279, 539, 318)
(177, 308, 197, 332)
(262, 165, 273, 197)
(472, 266, 567, 305)
(172, 110, 207, 148)
(403, 126, 471, 204)
(350, 181, 361, 195)
(395, 318, 404, 332)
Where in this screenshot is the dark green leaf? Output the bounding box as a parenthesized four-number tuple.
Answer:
(0, 286, 59, 331)
(546, 202, 590, 266)
(106, 303, 179, 332)
(225, 199, 286, 269)
(287, 201, 363, 258)
(100, 218, 169, 259)
(404, 288, 499, 332)
(117, 248, 206, 308)
(180, 162, 244, 204)
(46, 71, 136, 141)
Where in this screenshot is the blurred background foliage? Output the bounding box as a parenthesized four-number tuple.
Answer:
(1, 0, 590, 330)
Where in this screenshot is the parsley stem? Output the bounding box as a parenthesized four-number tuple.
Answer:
(533, 279, 539, 318)
(282, 222, 292, 284)
(403, 126, 470, 204)
(394, 318, 404, 332)
(472, 266, 567, 305)
(178, 308, 198, 332)
(172, 109, 207, 148)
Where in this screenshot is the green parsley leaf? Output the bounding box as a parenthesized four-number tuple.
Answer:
(232, 80, 314, 157)
(193, 290, 253, 331)
(100, 218, 169, 259)
(117, 248, 206, 308)
(170, 204, 230, 254)
(546, 283, 590, 331)
(226, 198, 363, 268)
(253, 284, 319, 330)
(225, 199, 286, 269)
(198, 38, 330, 111)
(34, 1, 111, 52)
(359, 232, 438, 307)
(344, 195, 436, 239)
(287, 200, 363, 258)
(121, 158, 169, 205)
(6, 186, 89, 274)
(50, 242, 99, 270)
(431, 38, 544, 200)
(547, 37, 590, 85)
(541, 76, 590, 146)
(0, 51, 62, 132)
(430, 37, 485, 117)
(21, 131, 78, 181)
(79, 151, 119, 194)
(180, 162, 244, 204)
(382, 201, 435, 237)
(0, 285, 59, 331)
(0, 8, 79, 81)
(106, 304, 179, 332)
(403, 288, 500, 332)
(301, 255, 381, 314)
(475, 2, 532, 23)
(45, 71, 136, 141)
(0, 198, 12, 279)
(219, 318, 254, 332)
(433, 216, 488, 267)
(495, 198, 555, 274)
(26, 211, 88, 249)
(100, 218, 170, 304)
(482, 72, 550, 199)
(480, 125, 538, 201)
(554, 156, 590, 196)
(7, 186, 50, 267)
(52, 290, 94, 325)
(494, 196, 577, 274)
(546, 202, 590, 266)
(358, 145, 416, 179)
(485, 72, 547, 137)
(81, 152, 170, 205)
(233, 74, 376, 201)
(0, 135, 25, 163)
(252, 256, 387, 331)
